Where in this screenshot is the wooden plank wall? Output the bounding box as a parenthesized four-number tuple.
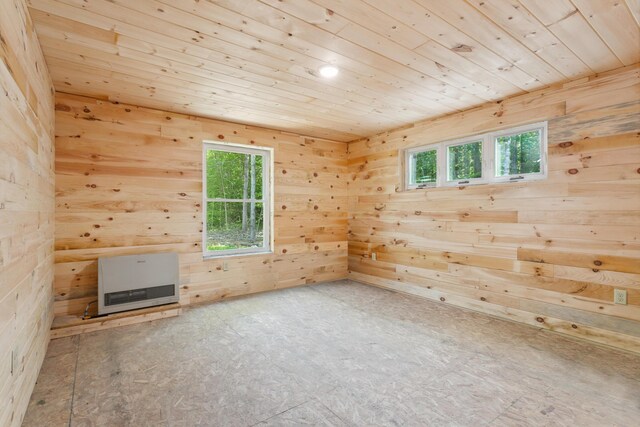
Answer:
(0, 0, 55, 426)
(54, 92, 348, 321)
(348, 65, 640, 353)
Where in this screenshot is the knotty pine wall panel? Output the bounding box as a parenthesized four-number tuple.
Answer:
(348, 65, 640, 353)
(54, 92, 348, 319)
(0, 1, 55, 426)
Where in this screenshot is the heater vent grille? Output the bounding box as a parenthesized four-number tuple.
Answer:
(104, 284, 175, 306)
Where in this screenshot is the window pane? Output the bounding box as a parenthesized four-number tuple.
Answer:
(206, 150, 263, 200)
(411, 150, 437, 185)
(254, 155, 263, 200)
(206, 201, 264, 251)
(496, 130, 541, 176)
(448, 141, 483, 181)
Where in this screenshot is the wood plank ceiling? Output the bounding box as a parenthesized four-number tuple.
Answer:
(28, 0, 640, 141)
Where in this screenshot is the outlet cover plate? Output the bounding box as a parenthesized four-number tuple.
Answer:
(614, 289, 627, 305)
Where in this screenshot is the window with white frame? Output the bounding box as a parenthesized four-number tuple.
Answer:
(406, 144, 439, 188)
(445, 137, 485, 186)
(202, 142, 272, 257)
(405, 121, 547, 189)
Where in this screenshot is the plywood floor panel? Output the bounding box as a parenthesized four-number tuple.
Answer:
(22, 281, 640, 427)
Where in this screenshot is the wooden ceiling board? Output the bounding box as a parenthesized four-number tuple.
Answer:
(572, 0, 640, 65)
(519, 0, 623, 71)
(626, 0, 640, 25)
(28, 0, 640, 141)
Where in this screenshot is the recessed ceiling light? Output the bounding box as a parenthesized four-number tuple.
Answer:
(319, 65, 339, 78)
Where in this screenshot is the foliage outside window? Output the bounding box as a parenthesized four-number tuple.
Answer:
(447, 140, 483, 182)
(203, 142, 271, 257)
(407, 146, 438, 187)
(495, 129, 542, 177)
(405, 121, 547, 189)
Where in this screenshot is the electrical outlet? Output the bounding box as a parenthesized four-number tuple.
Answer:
(223, 261, 229, 271)
(371, 252, 377, 261)
(614, 289, 627, 305)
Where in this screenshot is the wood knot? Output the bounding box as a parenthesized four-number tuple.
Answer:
(571, 324, 578, 329)
(414, 210, 421, 215)
(536, 317, 544, 323)
(439, 297, 445, 302)
(314, 245, 319, 250)
(282, 170, 287, 174)
(480, 297, 486, 302)
(217, 134, 224, 139)
(451, 44, 473, 53)
(558, 141, 573, 148)
(593, 260, 602, 266)
(179, 192, 187, 196)
(282, 205, 287, 210)
(282, 249, 287, 254)
(568, 168, 579, 175)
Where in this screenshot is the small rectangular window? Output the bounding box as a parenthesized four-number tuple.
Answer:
(406, 145, 438, 189)
(494, 127, 544, 181)
(446, 139, 483, 184)
(203, 142, 272, 257)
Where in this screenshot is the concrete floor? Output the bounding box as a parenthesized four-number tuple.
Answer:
(23, 280, 640, 426)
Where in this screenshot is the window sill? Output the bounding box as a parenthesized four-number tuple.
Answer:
(202, 250, 273, 260)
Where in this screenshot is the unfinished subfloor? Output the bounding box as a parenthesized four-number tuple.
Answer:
(23, 280, 640, 426)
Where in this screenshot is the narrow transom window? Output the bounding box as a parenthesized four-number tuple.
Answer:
(406, 145, 438, 189)
(446, 139, 484, 184)
(202, 142, 272, 257)
(493, 125, 545, 181)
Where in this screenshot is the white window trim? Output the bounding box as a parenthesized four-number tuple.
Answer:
(202, 141, 273, 259)
(405, 143, 440, 190)
(403, 121, 548, 190)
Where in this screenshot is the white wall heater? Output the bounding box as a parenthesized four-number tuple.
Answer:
(98, 252, 179, 315)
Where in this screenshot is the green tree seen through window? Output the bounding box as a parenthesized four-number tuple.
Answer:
(496, 130, 541, 176)
(448, 141, 482, 181)
(413, 149, 437, 185)
(205, 149, 265, 252)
